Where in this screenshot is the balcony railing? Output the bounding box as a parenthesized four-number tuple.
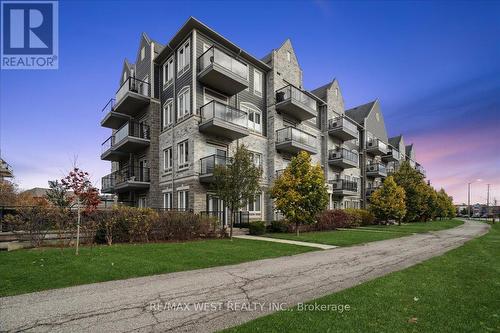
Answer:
(198, 46, 248, 80)
(200, 101, 248, 128)
(276, 127, 316, 147)
(367, 163, 387, 174)
(115, 121, 150, 143)
(329, 179, 358, 192)
(101, 167, 150, 191)
(200, 154, 229, 176)
(367, 139, 388, 152)
(101, 98, 115, 113)
(116, 76, 150, 103)
(328, 148, 359, 164)
(328, 116, 357, 133)
(101, 136, 113, 154)
(276, 85, 317, 112)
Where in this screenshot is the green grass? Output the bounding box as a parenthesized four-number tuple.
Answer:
(266, 219, 463, 246)
(0, 239, 314, 297)
(225, 222, 500, 333)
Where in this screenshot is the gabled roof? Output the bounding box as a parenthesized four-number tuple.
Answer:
(155, 17, 271, 71)
(345, 100, 377, 124)
(405, 144, 414, 155)
(310, 79, 336, 100)
(389, 135, 403, 147)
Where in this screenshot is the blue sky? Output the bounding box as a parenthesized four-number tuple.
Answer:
(1, 0, 499, 204)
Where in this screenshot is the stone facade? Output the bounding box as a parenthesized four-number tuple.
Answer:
(100, 17, 424, 223)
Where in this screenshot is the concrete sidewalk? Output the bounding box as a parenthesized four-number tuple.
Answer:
(233, 234, 337, 249)
(0, 220, 489, 333)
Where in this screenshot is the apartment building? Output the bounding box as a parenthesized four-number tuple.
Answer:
(99, 17, 425, 223)
(0, 158, 14, 181)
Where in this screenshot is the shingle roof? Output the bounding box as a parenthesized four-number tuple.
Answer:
(310, 80, 335, 100)
(345, 100, 377, 124)
(389, 135, 402, 147)
(405, 144, 414, 155)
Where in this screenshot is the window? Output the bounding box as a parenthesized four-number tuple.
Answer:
(247, 193, 262, 213)
(250, 152, 262, 169)
(162, 99, 173, 129)
(177, 87, 191, 119)
(253, 69, 263, 97)
(163, 147, 172, 172)
(177, 40, 190, 76)
(240, 103, 262, 134)
(286, 51, 291, 62)
(163, 192, 172, 209)
(335, 88, 339, 97)
(162, 57, 174, 87)
(177, 140, 189, 169)
(203, 88, 228, 105)
(177, 190, 189, 210)
(138, 197, 147, 208)
(140, 47, 145, 61)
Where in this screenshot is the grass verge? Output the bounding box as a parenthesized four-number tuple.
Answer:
(266, 219, 463, 246)
(225, 222, 499, 333)
(0, 238, 314, 297)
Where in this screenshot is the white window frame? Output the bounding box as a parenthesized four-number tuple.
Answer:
(177, 86, 191, 120)
(163, 147, 172, 172)
(240, 102, 262, 134)
(177, 39, 190, 77)
(177, 140, 189, 169)
(140, 47, 145, 61)
(253, 69, 263, 97)
(247, 193, 262, 213)
(163, 192, 172, 209)
(203, 87, 229, 105)
(250, 151, 262, 169)
(162, 99, 173, 129)
(138, 196, 147, 208)
(162, 57, 174, 88)
(287, 51, 291, 62)
(177, 190, 189, 210)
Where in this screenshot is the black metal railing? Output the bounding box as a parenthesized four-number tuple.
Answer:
(276, 127, 316, 147)
(276, 84, 317, 112)
(101, 98, 115, 113)
(101, 167, 151, 190)
(367, 162, 387, 174)
(330, 179, 358, 192)
(198, 46, 248, 80)
(328, 148, 358, 164)
(200, 100, 248, 128)
(328, 116, 357, 133)
(116, 76, 150, 102)
(200, 154, 229, 175)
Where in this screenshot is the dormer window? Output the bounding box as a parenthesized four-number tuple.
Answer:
(141, 47, 145, 61)
(287, 51, 291, 62)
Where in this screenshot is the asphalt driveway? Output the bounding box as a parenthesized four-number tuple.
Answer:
(0, 220, 489, 333)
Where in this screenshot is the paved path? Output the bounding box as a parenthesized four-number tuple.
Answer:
(233, 234, 337, 249)
(0, 220, 489, 333)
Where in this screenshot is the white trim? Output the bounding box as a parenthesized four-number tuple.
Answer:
(162, 56, 174, 89)
(203, 87, 229, 105)
(177, 140, 189, 169)
(253, 69, 263, 97)
(162, 98, 174, 129)
(240, 102, 262, 134)
(163, 146, 173, 172)
(192, 30, 197, 118)
(177, 38, 191, 78)
(177, 86, 191, 120)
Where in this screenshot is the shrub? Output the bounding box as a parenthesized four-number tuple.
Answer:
(249, 221, 266, 235)
(345, 208, 375, 226)
(151, 211, 220, 241)
(3, 205, 56, 247)
(269, 220, 290, 233)
(127, 208, 158, 243)
(316, 209, 356, 230)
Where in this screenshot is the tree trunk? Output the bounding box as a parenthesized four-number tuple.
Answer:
(75, 202, 81, 255)
(296, 221, 299, 237)
(229, 207, 234, 241)
(398, 219, 401, 226)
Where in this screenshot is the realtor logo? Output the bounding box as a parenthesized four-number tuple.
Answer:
(1, 1, 58, 69)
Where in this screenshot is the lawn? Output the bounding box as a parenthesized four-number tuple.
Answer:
(266, 219, 463, 246)
(224, 222, 500, 333)
(0, 238, 314, 297)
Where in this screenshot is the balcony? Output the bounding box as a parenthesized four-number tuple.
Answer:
(100, 98, 129, 129)
(0, 159, 13, 178)
(366, 163, 387, 178)
(328, 116, 358, 141)
(198, 46, 249, 95)
(113, 77, 151, 116)
(275, 85, 317, 121)
(101, 121, 150, 161)
(199, 101, 249, 140)
(199, 154, 228, 183)
(328, 148, 358, 169)
(329, 179, 358, 196)
(101, 167, 150, 193)
(366, 186, 381, 198)
(275, 127, 317, 155)
(387, 162, 400, 175)
(366, 139, 389, 156)
(416, 163, 426, 177)
(382, 148, 401, 162)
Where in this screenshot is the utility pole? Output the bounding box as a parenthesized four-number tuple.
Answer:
(467, 182, 471, 219)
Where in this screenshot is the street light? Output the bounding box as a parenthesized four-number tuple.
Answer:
(467, 179, 482, 219)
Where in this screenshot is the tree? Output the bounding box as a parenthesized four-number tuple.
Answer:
(369, 176, 406, 225)
(61, 168, 100, 254)
(270, 151, 328, 236)
(0, 180, 18, 206)
(213, 145, 262, 239)
(45, 180, 72, 209)
(392, 161, 427, 222)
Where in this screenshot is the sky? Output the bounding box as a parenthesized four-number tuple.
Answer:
(1, 0, 499, 204)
